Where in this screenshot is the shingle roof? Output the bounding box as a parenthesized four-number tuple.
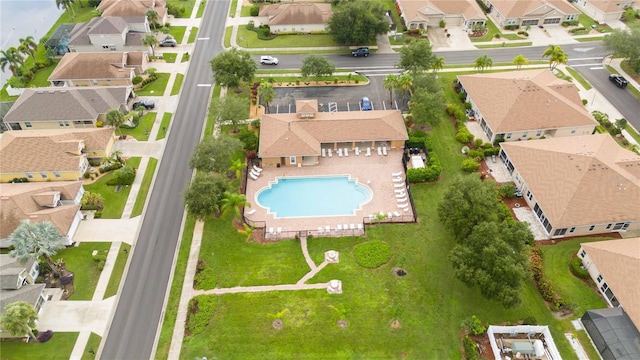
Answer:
(49, 52, 145, 82)
(586, 0, 629, 13)
(0, 255, 36, 290)
(0, 284, 46, 317)
(500, 134, 640, 228)
(0, 181, 83, 238)
(259, 106, 408, 157)
(3, 86, 130, 123)
(490, 0, 578, 17)
(98, 0, 167, 19)
(458, 69, 597, 133)
(398, 0, 486, 21)
(0, 128, 113, 174)
(67, 16, 146, 46)
(259, 3, 333, 25)
(581, 238, 640, 330)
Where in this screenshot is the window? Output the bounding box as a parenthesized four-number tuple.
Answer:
(526, 191, 533, 201)
(102, 45, 109, 49)
(40, 172, 48, 179)
(522, 132, 528, 138)
(579, 249, 586, 258)
(536, 130, 542, 137)
(543, 18, 561, 25)
(553, 228, 567, 237)
(566, 14, 577, 20)
(600, 283, 608, 292)
(289, 156, 296, 164)
(569, 227, 576, 233)
(612, 222, 630, 231)
(597, 274, 603, 283)
(26, 172, 33, 179)
(606, 223, 612, 229)
(571, 129, 576, 134)
(589, 225, 595, 231)
(25, 122, 32, 128)
(53, 171, 61, 178)
(506, 133, 512, 139)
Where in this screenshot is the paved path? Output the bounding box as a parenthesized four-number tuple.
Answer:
(193, 282, 331, 296)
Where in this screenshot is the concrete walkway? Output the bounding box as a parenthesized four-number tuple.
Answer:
(193, 282, 331, 296)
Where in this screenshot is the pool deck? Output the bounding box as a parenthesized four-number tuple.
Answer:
(245, 149, 414, 238)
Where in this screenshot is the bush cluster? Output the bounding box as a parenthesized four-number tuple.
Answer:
(455, 126, 474, 144)
(99, 162, 123, 174)
(9, 177, 29, 183)
(93, 254, 106, 271)
(167, 3, 185, 16)
(463, 335, 480, 360)
(186, 295, 217, 335)
(89, 159, 102, 167)
(106, 166, 135, 186)
(194, 259, 217, 290)
(504, 24, 520, 30)
(353, 240, 392, 268)
(530, 245, 567, 310)
(461, 158, 480, 172)
(498, 183, 516, 199)
(408, 153, 441, 182)
(246, 21, 275, 40)
(517, 31, 529, 36)
(570, 27, 587, 33)
(137, 73, 158, 88)
(446, 103, 467, 123)
(569, 256, 590, 279)
(250, 5, 260, 16)
(132, 76, 143, 85)
(94, 211, 102, 218)
(37, 330, 54, 343)
(562, 20, 580, 27)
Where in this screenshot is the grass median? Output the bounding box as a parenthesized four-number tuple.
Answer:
(131, 158, 158, 218)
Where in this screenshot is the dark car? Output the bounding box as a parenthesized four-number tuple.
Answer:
(360, 97, 372, 111)
(132, 99, 155, 110)
(351, 47, 370, 57)
(609, 74, 628, 88)
(159, 38, 177, 47)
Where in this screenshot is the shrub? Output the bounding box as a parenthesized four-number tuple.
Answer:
(504, 24, 520, 30)
(570, 27, 587, 33)
(237, 128, 259, 152)
(132, 76, 143, 85)
(562, 20, 579, 27)
(94, 211, 102, 218)
(458, 92, 467, 102)
(407, 167, 427, 183)
(522, 316, 537, 325)
(462, 315, 486, 336)
(461, 159, 480, 172)
(99, 162, 123, 174)
(499, 183, 516, 199)
(582, 99, 588, 105)
(455, 128, 474, 144)
(9, 177, 29, 183)
(463, 335, 480, 360)
(439, 20, 446, 28)
(250, 5, 259, 16)
(37, 330, 54, 343)
(186, 295, 217, 335)
(467, 149, 484, 159)
(570, 256, 590, 279)
(96, 120, 104, 128)
(411, 129, 427, 138)
(353, 240, 392, 268)
(106, 166, 135, 186)
(93, 254, 106, 271)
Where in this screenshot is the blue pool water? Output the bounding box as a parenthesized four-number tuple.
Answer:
(256, 176, 372, 218)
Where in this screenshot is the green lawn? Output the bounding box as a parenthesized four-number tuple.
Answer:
(131, 157, 158, 218)
(240, 5, 253, 17)
(224, 26, 233, 48)
(119, 112, 155, 141)
(237, 27, 339, 48)
(0, 332, 78, 360)
(578, 13, 613, 33)
(84, 157, 141, 219)
(196, 1, 206, 18)
(80, 332, 102, 360)
(167, 0, 197, 18)
(53, 243, 111, 300)
(171, 74, 185, 96)
(619, 61, 640, 100)
(104, 243, 131, 299)
(135, 73, 170, 96)
(476, 41, 533, 49)
(204, 86, 221, 138)
(178, 72, 592, 359)
(168, 26, 187, 43)
(163, 53, 177, 63)
(470, 18, 502, 42)
(229, 0, 238, 17)
(188, 27, 199, 43)
(566, 66, 592, 90)
(156, 113, 173, 140)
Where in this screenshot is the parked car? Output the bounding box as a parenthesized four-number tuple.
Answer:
(352, 47, 370, 57)
(609, 74, 628, 88)
(132, 99, 155, 110)
(158, 38, 177, 47)
(360, 97, 372, 111)
(260, 56, 278, 65)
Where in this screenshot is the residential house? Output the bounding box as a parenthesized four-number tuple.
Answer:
(479, 0, 579, 28)
(487, 325, 562, 358)
(457, 69, 597, 143)
(575, 0, 638, 24)
(0, 254, 46, 339)
(259, 3, 333, 33)
(0, 128, 115, 182)
(66, 16, 151, 53)
(2, 86, 133, 131)
(98, 0, 168, 26)
(0, 181, 85, 247)
(581, 307, 640, 360)
(259, 100, 408, 167)
(395, 0, 487, 30)
(499, 134, 640, 239)
(49, 51, 149, 87)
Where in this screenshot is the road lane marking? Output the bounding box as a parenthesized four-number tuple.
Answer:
(568, 63, 603, 67)
(589, 67, 604, 70)
(568, 57, 602, 60)
(197, 37, 210, 40)
(197, 84, 212, 87)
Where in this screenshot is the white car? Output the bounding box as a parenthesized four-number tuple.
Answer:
(260, 56, 278, 65)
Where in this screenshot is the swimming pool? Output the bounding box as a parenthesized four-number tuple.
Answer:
(256, 175, 372, 218)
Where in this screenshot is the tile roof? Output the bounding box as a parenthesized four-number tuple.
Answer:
(0, 283, 46, 317)
(259, 104, 408, 157)
(0, 255, 36, 290)
(500, 134, 640, 228)
(0, 128, 114, 173)
(581, 238, 640, 329)
(3, 86, 130, 123)
(398, 0, 486, 21)
(0, 181, 83, 238)
(49, 52, 145, 82)
(67, 16, 146, 46)
(586, 0, 629, 13)
(259, 3, 333, 25)
(490, 0, 578, 17)
(98, 0, 167, 18)
(458, 69, 597, 133)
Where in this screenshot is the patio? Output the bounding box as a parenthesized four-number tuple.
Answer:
(244, 149, 415, 239)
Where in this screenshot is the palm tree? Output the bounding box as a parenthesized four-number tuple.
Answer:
(474, 55, 493, 73)
(541, 45, 568, 70)
(142, 34, 159, 56)
(397, 73, 413, 108)
(383, 74, 399, 107)
(81, 191, 105, 210)
(55, 0, 76, 19)
(237, 223, 254, 241)
(18, 36, 38, 61)
(0, 47, 23, 77)
(432, 57, 445, 73)
(513, 54, 529, 70)
(220, 191, 249, 220)
(228, 159, 246, 180)
(146, 9, 159, 30)
(8, 221, 65, 273)
(258, 82, 275, 114)
(105, 110, 125, 135)
(0, 301, 39, 340)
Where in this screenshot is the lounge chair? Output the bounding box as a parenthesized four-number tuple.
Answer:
(366, 147, 371, 157)
(328, 148, 333, 157)
(392, 171, 402, 177)
(337, 224, 342, 231)
(344, 148, 349, 157)
(394, 188, 405, 194)
(383, 146, 388, 156)
(357, 223, 363, 230)
(344, 224, 349, 231)
(387, 212, 393, 219)
(398, 203, 409, 209)
(394, 183, 405, 188)
(249, 172, 259, 180)
(338, 148, 343, 157)
(325, 225, 331, 233)
(397, 197, 408, 203)
(392, 177, 403, 183)
(322, 148, 326, 157)
(393, 211, 401, 217)
(268, 227, 274, 234)
(395, 192, 406, 197)
(252, 165, 263, 173)
(246, 209, 256, 215)
(251, 169, 261, 177)
(318, 227, 324, 234)
(276, 227, 282, 234)
(349, 224, 355, 230)
(377, 147, 382, 156)
(355, 147, 360, 156)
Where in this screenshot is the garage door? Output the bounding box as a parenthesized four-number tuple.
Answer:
(522, 19, 538, 26)
(543, 18, 561, 24)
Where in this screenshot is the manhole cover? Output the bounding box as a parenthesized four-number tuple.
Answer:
(393, 267, 407, 277)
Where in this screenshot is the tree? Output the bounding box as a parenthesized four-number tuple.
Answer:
(183, 172, 229, 220)
(474, 55, 493, 73)
(327, 1, 389, 46)
(615, 118, 627, 131)
(449, 221, 531, 308)
(0, 47, 23, 77)
(56, 0, 76, 19)
(81, 191, 105, 210)
(8, 221, 65, 273)
(408, 73, 444, 127)
(383, 74, 399, 107)
(398, 40, 436, 73)
(397, 73, 413, 108)
(188, 135, 244, 173)
(210, 48, 257, 89)
(141, 34, 158, 56)
(228, 159, 246, 179)
(105, 109, 125, 135)
(0, 301, 39, 340)
(210, 96, 249, 132)
(258, 81, 276, 114)
(300, 55, 336, 83)
(18, 36, 38, 61)
(432, 56, 445, 73)
(541, 45, 568, 70)
(437, 175, 507, 241)
(603, 28, 640, 73)
(513, 54, 528, 70)
(220, 191, 249, 220)
(146, 9, 159, 30)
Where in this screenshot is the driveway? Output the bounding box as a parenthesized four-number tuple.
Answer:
(74, 218, 141, 245)
(37, 298, 115, 336)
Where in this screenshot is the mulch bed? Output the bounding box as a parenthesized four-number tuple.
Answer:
(42, 267, 75, 300)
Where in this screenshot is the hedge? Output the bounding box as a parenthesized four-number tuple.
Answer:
(186, 295, 217, 335)
(106, 166, 135, 186)
(570, 256, 590, 279)
(353, 240, 392, 269)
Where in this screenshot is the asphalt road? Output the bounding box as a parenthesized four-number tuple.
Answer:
(99, 1, 228, 359)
